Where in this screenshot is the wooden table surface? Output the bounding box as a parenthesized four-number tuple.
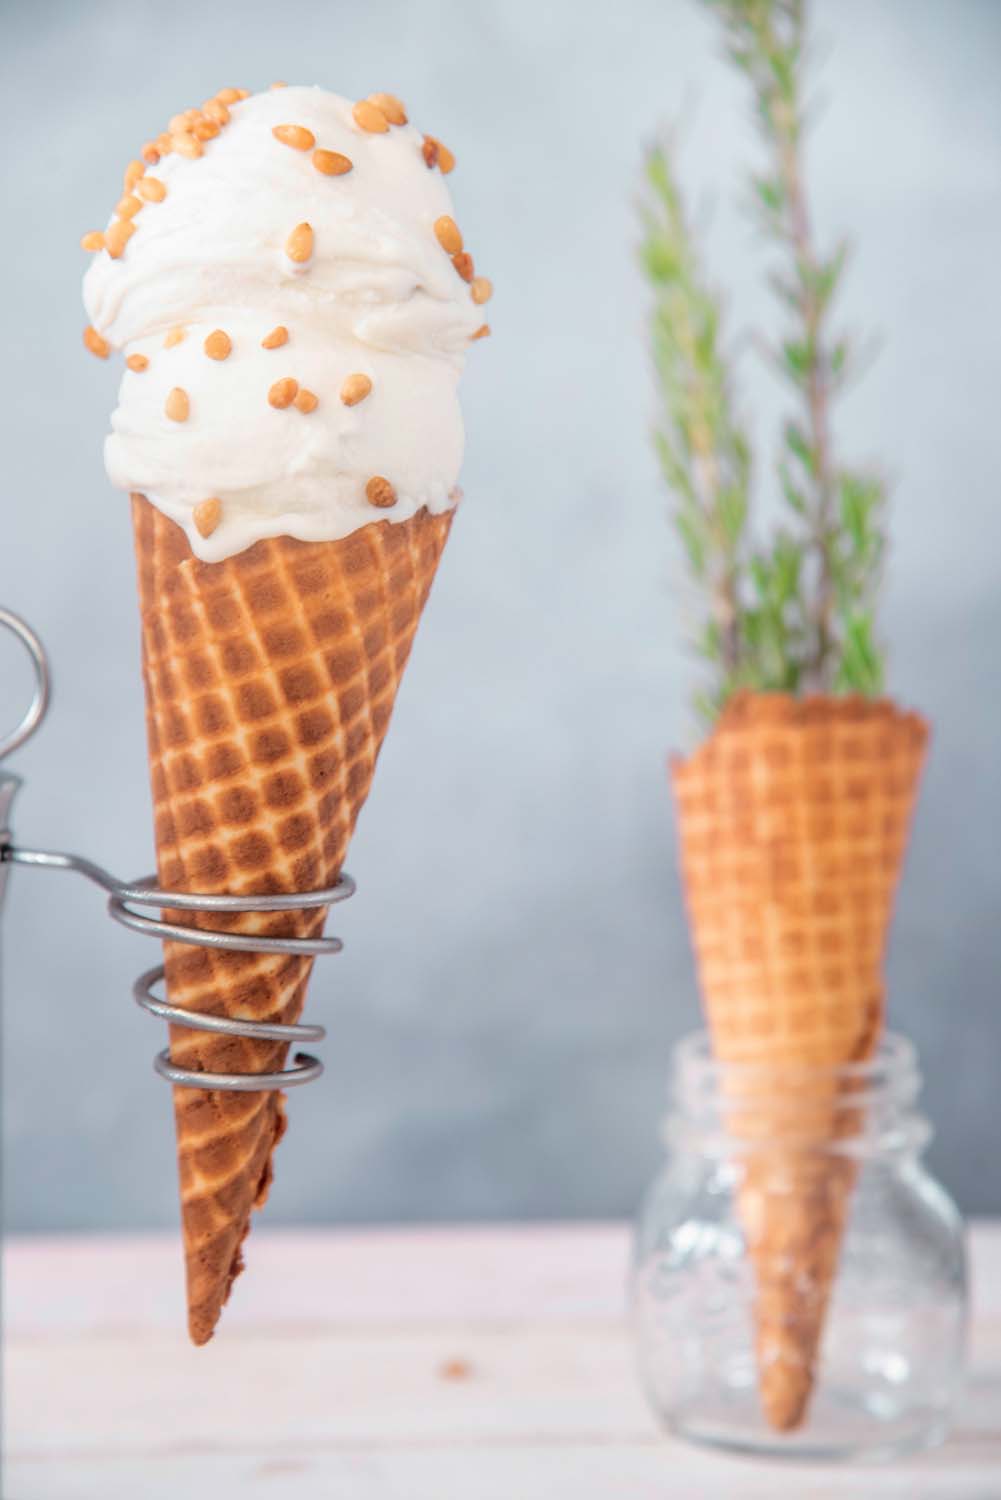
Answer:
(4, 1221, 1000, 1498)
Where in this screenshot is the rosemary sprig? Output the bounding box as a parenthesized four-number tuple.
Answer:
(641, 144, 753, 719)
(643, 0, 888, 719)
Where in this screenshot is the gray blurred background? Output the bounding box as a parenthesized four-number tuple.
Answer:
(2, 0, 999, 1234)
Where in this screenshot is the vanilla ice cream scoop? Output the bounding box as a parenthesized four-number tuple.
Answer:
(82, 86, 490, 561)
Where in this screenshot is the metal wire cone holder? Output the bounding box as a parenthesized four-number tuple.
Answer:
(0, 606, 352, 1092)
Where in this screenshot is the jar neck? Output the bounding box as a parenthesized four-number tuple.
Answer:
(665, 1030, 931, 1161)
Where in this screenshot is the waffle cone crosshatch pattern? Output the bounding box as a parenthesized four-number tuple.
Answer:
(132, 494, 453, 1343)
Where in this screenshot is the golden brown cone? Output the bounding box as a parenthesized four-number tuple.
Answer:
(671, 692, 928, 1431)
(131, 494, 452, 1344)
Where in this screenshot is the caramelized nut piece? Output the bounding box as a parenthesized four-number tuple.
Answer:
(273, 123, 316, 151)
(124, 159, 146, 191)
(268, 377, 299, 409)
(285, 222, 314, 263)
(437, 141, 456, 173)
(452, 251, 474, 283)
(434, 216, 462, 254)
(202, 98, 230, 124)
(352, 99, 389, 133)
(83, 325, 110, 359)
(340, 373, 373, 406)
(80, 230, 105, 252)
(421, 135, 439, 169)
(294, 387, 319, 413)
(261, 325, 289, 349)
(115, 195, 142, 219)
(216, 88, 243, 105)
(193, 117, 221, 141)
(104, 220, 136, 258)
(365, 476, 397, 508)
(171, 131, 202, 159)
(141, 141, 161, 164)
(194, 498, 222, 537)
(471, 324, 491, 340)
(368, 92, 407, 125)
(164, 326, 187, 348)
(312, 148, 353, 176)
(204, 329, 232, 361)
(471, 276, 493, 304)
(165, 387, 190, 421)
(126, 353, 149, 372)
(136, 176, 167, 203)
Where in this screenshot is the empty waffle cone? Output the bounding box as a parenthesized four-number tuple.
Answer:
(131, 493, 452, 1344)
(671, 692, 928, 1431)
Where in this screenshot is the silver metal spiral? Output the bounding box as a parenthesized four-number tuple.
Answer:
(3, 847, 354, 1092)
(1, 606, 351, 1093)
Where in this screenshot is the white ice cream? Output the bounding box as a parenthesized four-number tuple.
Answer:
(83, 87, 484, 561)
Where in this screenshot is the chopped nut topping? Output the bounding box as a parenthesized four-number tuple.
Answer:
(80, 230, 105, 252)
(204, 329, 232, 360)
(261, 325, 289, 349)
(368, 92, 407, 125)
(104, 220, 136, 258)
(171, 130, 202, 159)
(423, 135, 455, 173)
(471, 324, 491, 340)
(126, 353, 149, 372)
(352, 99, 389, 133)
(285, 221, 314, 263)
(193, 116, 220, 141)
(216, 88, 243, 105)
(312, 148, 353, 176)
(365, 476, 397, 508)
(452, 251, 474, 283)
(340, 373, 373, 406)
(273, 123, 316, 151)
(115, 195, 142, 220)
(268, 377, 299, 409)
(294, 387, 319, 413)
(124, 160, 146, 191)
(136, 176, 167, 203)
(83, 325, 110, 359)
(471, 276, 493, 305)
(194, 498, 222, 537)
(164, 326, 187, 348)
(202, 98, 230, 124)
(141, 141, 161, 164)
(434, 216, 462, 254)
(165, 387, 190, 421)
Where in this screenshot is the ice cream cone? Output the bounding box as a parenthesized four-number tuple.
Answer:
(671, 692, 928, 1430)
(132, 492, 452, 1343)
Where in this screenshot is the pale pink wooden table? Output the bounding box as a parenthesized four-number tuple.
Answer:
(4, 1222, 1000, 1498)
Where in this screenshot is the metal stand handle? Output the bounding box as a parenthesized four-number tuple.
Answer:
(1, 607, 349, 1092)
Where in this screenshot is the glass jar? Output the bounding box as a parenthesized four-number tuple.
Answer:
(632, 1031, 967, 1462)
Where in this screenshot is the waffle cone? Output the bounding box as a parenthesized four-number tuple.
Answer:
(131, 493, 452, 1344)
(671, 692, 928, 1431)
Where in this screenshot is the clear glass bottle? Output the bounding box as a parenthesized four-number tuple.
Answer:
(632, 1031, 967, 1462)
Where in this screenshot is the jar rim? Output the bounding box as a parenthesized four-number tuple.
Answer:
(667, 1029, 926, 1149)
(672, 1028, 919, 1087)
